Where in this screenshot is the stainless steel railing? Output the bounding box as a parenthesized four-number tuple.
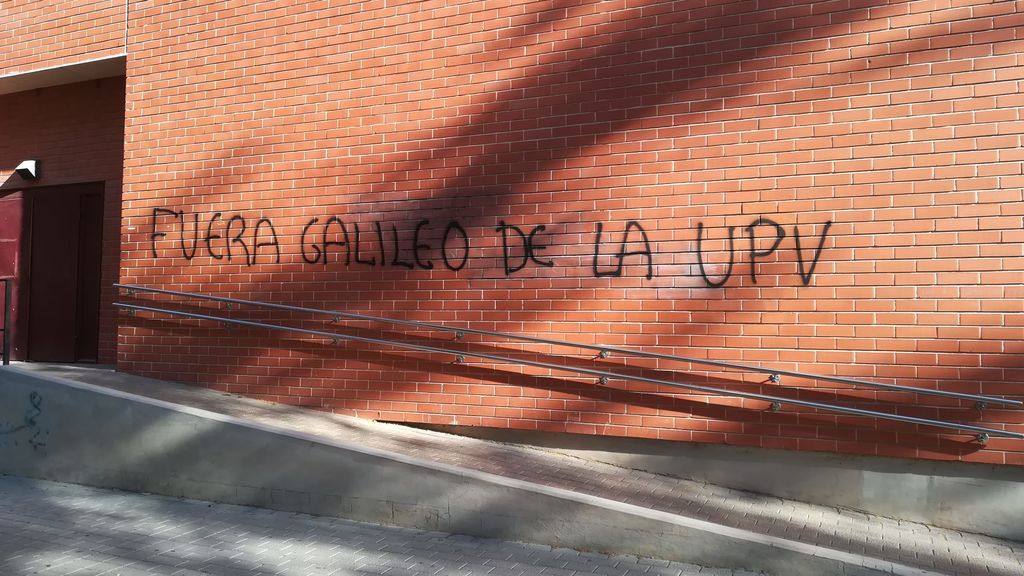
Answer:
(115, 284, 1024, 442)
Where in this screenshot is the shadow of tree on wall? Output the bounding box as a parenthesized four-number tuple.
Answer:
(116, 0, 1024, 462)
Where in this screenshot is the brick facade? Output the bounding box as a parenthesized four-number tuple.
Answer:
(0, 0, 125, 76)
(104, 0, 1024, 464)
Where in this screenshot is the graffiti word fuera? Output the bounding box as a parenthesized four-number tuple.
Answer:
(151, 209, 281, 266)
(150, 209, 832, 287)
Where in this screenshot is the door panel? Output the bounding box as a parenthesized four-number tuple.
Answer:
(28, 192, 80, 361)
(75, 193, 103, 361)
(0, 195, 22, 361)
(26, 184, 104, 362)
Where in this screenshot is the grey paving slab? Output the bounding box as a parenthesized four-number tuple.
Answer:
(12, 363, 1024, 576)
(0, 475, 751, 576)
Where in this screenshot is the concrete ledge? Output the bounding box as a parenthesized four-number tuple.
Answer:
(0, 55, 126, 96)
(415, 424, 1024, 542)
(0, 366, 921, 575)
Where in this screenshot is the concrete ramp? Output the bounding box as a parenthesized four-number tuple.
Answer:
(1, 364, 1020, 576)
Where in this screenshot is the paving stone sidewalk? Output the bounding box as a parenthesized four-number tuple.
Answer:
(15, 364, 1024, 576)
(0, 475, 757, 576)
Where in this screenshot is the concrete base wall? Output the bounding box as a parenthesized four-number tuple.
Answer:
(0, 367, 893, 576)
(417, 425, 1024, 542)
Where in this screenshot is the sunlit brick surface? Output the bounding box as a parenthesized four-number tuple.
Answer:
(0, 0, 125, 76)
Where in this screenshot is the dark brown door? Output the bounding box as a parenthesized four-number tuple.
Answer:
(27, 184, 104, 362)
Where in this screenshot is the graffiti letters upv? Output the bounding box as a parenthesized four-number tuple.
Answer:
(149, 209, 832, 287)
(696, 217, 832, 287)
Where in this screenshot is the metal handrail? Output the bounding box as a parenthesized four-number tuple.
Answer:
(113, 299, 1024, 441)
(115, 284, 1022, 408)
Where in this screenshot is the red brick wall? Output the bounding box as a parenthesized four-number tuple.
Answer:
(120, 0, 1024, 464)
(0, 0, 125, 76)
(0, 78, 126, 363)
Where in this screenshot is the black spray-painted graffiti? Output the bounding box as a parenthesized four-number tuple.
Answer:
(150, 209, 832, 287)
(696, 218, 833, 287)
(496, 221, 554, 274)
(299, 218, 471, 272)
(151, 208, 281, 265)
(592, 221, 654, 280)
(0, 391, 47, 451)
